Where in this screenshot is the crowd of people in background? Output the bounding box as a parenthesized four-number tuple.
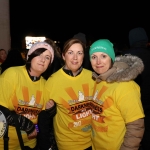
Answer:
(0, 27, 150, 150)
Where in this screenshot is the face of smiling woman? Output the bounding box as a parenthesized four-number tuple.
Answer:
(90, 52, 112, 74)
(30, 50, 51, 77)
(62, 43, 84, 76)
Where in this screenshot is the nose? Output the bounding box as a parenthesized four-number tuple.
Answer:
(96, 58, 101, 64)
(73, 53, 77, 59)
(40, 55, 45, 62)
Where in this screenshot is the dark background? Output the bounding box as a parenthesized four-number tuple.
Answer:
(9, 0, 150, 49)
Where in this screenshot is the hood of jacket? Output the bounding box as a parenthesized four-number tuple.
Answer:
(92, 54, 144, 83)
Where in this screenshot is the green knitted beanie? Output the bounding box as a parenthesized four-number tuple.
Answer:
(89, 39, 115, 62)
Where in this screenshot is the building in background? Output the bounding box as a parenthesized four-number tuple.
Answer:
(0, 0, 10, 52)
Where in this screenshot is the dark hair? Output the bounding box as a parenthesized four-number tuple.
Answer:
(43, 38, 64, 79)
(62, 38, 86, 56)
(26, 48, 49, 72)
(0, 49, 6, 52)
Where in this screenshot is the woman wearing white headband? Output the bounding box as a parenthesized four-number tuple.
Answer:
(0, 42, 56, 150)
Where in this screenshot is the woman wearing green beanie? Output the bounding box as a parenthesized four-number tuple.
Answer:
(89, 39, 145, 150)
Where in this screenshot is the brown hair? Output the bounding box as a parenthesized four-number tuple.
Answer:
(62, 38, 86, 56)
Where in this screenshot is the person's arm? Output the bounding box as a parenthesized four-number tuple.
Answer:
(120, 118, 144, 150)
(37, 110, 56, 150)
(45, 100, 57, 117)
(0, 105, 35, 135)
(37, 100, 57, 150)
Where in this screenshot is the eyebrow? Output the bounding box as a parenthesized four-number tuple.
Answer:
(68, 50, 83, 52)
(45, 55, 51, 57)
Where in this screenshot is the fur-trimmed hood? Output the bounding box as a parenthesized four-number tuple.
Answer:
(92, 54, 144, 83)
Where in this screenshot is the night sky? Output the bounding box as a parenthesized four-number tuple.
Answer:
(9, 1, 150, 48)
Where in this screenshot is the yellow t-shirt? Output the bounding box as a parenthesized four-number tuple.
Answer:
(44, 68, 95, 150)
(91, 81, 145, 150)
(0, 66, 46, 150)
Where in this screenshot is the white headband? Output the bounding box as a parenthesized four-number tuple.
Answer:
(27, 42, 54, 63)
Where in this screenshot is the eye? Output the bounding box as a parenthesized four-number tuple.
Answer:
(67, 51, 72, 54)
(91, 55, 96, 59)
(102, 54, 107, 58)
(45, 56, 50, 60)
(78, 51, 83, 55)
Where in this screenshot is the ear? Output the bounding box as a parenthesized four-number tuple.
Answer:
(62, 53, 65, 61)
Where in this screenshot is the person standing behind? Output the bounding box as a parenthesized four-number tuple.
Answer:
(122, 27, 150, 150)
(1, 48, 25, 74)
(89, 39, 145, 150)
(0, 48, 7, 64)
(44, 38, 95, 150)
(0, 48, 7, 74)
(0, 42, 56, 150)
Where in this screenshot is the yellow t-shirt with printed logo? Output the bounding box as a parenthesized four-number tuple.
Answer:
(44, 68, 95, 150)
(0, 66, 46, 150)
(91, 81, 145, 150)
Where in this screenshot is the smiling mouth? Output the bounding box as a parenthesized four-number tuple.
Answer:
(72, 62, 78, 65)
(96, 66, 103, 68)
(38, 64, 44, 66)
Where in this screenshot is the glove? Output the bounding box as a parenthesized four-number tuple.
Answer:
(45, 101, 57, 118)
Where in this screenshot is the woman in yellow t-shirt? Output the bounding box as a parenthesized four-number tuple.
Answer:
(0, 42, 56, 150)
(89, 39, 145, 150)
(44, 38, 95, 150)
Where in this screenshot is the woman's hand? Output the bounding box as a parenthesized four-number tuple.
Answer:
(45, 99, 55, 109)
(27, 128, 37, 140)
(45, 99, 56, 117)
